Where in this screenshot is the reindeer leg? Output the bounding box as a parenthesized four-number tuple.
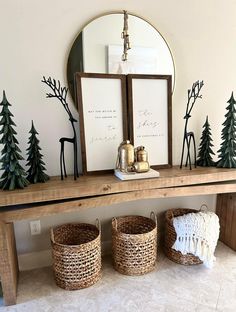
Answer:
(60, 141, 64, 180)
(60, 140, 67, 178)
(189, 136, 193, 170)
(75, 140, 79, 178)
(192, 134, 197, 168)
(73, 142, 76, 180)
(186, 136, 192, 170)
(62, 148, 67, 178)
(185, 137, 189, 167)
(180, 136, 186, 169)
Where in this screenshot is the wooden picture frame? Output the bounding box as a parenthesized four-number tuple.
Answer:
(74, 73, 128, 174)
(127, 74, 172, 169)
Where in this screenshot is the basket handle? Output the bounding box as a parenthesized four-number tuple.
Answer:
(50, 228, 55, 243)
(170, 210, 174, 219)
(150, 211, 157, 225)
(112, 217, 118, 230)
(199, 204, 208, 212)
(95, 218, 101, 233)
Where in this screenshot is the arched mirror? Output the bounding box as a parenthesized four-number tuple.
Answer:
(67, 11, 175, 102)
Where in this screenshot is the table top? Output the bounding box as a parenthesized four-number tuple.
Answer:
(0, 166, 236, 208)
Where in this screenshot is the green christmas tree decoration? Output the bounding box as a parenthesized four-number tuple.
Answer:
(196, 116, 215, 167)
(0, 91, 29, 190)
(217, 92, 236, 168)
(26, 121, 49, 183)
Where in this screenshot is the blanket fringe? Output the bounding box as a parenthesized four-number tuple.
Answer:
(172, 212, 219, 268)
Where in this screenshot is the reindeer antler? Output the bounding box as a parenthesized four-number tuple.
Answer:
(185, 80, 204, 118)
(42, 76, 76, 122)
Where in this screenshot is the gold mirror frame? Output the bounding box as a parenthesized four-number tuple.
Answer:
(67, 11, 176, 103)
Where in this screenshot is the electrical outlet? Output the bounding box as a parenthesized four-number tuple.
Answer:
(30, 220, 41, 235)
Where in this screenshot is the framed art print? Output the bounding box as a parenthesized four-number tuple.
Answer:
(75, 73, 128, 174)
(127, 74, 172, 169)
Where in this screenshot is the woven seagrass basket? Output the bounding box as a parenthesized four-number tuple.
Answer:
(112, 212, 157, 276)
(51, 220, 101, 290)
(164, 208, 202, 265)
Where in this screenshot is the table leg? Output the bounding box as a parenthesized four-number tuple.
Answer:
(0, 221, 19, 305)
(216, 193, 236, 251)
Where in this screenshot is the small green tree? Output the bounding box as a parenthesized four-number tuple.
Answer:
(217, 92, 236, 168)
(0, 91, 29, 190)
(197, 116, 215, 167)
(26, 121, 49, 183)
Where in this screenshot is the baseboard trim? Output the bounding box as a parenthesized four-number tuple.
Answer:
(18, 240, 112, 271)
(18, 249, 52, 271)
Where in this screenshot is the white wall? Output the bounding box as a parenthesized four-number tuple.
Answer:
(1, 0, 235, 260)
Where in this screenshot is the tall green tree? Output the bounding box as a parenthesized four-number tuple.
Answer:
(197, 116, 215, 167)
(26, 121, 49, 183)
(0, 91, 29, 190)
(217, 92, 236, 168)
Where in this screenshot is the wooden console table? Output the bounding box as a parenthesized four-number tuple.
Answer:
(0, 166, 236, 306)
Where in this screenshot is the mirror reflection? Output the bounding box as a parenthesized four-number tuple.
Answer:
(67, 12, 175, 101)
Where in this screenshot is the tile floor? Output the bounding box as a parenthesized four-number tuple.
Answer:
(0, 242, 235, 312)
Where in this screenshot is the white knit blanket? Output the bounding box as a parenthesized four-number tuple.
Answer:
(172, 211, 220, 268)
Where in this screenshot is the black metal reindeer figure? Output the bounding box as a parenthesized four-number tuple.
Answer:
(180, 80, 204, 170)
(42, 76, 79, 180)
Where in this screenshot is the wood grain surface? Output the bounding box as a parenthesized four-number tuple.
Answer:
(216, 193, 236, 251)
(0, 167, 236, 208)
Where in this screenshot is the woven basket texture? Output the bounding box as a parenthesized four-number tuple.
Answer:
(165, 208, 202, 265)
(112, 214, 157, 276)
(51, 222, 101, 290)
